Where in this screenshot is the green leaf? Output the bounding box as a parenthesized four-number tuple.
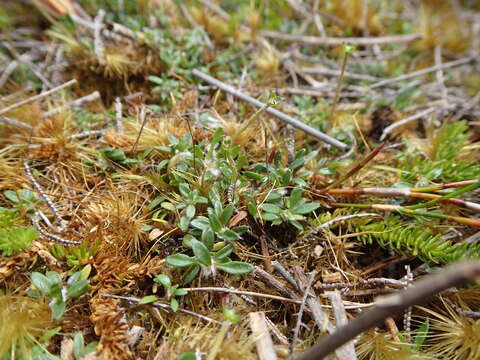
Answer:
(182, 264, 200, 284)
(178, 352, 196, 360)
(179, 183, 190, 197)
(262, 213, 279, 221)
(31, 272, 51, 294)
(244, 171, 265, 180)
(223, 308, 241, 324)
(3, 190, 19, 203)
(220, 204, 235, 226)
(166, 254, 196, 268)
(170, 298, 179, 312)
(154, 274, 171, 287)
(260, 203, 281, 214)
(175, 288, 188, 296)
(139, 295, 158, 305)
(182, 234, 196, 248)
(289, 188, 303, 208)
(414, 320, 429, 351)
(148, 196, 165, 210)
(201, 228, 214, 250)
(218, 261, 253, 274)
(51, 300, 66, 320)
(179, 216, 190, 232)
(191, 239, 212, 266)
(161, 202, 176, 211)
(186, 204, 196, 219)
(247, 201, 258, 217)
(73, 333, 85, 359)
(220, 229, 240, 242)
(83, 341, 98, 355)
(215, 243, 234, 260)
(67, 279, 89, 298)
(209, 214, 222, 233)
(293, 202, 320, 214)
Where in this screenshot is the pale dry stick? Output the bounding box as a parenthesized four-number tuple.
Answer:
(264, 316, 289, 345)
(0, 60, 18, 89)
(99, 293, 220, 324)
(261, 30, 422, 46)
(192, 69, 348, 150)
(452, 89, 480, 122)
(293, 267, 332, 333)
(23, 161, 67, 233)
(249, 312, 278, 360)
(41, 91, 101, 118)
(295, 261, 480, 360)
(290, 272, 316, 355)
(328, 290, 358, 360)
(370, 57, 473, 88)
(0, 116, 33, 131)
(434, 46, 448, 101)
(2, 42, 53, 88)
(181, 286, 303, 304)
(380, 106, 438, 141)
(304, 213, 381, 237)
(302, 67, 380, 82)
(0, 79, 77, 117)
(94, 9, 106, 65)
(272, 261, 300, 292)
(254, 266, 297, 299)
(69, 13, 125, 42)
(69, 129, 107, 139)
(114, 97, 123, 132)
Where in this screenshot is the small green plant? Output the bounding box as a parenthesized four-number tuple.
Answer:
(72, 332, 98, 360)
(399, 121, 480, 183)
(50, 242, 99, 274)
(254, 188, 320, 231)
(150, 274, 188, 312)
(28, 268, 90, 319)
(161, 182, 208, 232)
(0, 207, 37, 256)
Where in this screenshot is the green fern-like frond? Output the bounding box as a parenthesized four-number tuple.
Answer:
(357, 217, 480, 264)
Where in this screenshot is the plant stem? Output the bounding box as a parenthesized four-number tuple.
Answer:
(207, 321, 231, 360)
(329, 49, 350, 129)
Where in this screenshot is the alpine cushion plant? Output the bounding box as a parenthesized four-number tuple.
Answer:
(256, 188, 321, 231)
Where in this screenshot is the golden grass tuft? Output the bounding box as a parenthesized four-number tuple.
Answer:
(0, 295, 53, 359)
(421, 299, 480, 360)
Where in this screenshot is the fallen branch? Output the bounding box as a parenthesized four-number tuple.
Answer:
(370, 57, 473, 88)
(261, 30, 422, 46)
(295, 261, 480, 360)
(192, 69, 348, 150)
(0, 78, 77, 117)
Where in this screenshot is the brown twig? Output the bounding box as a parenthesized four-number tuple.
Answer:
(325, 142, 386, 189)
(295, 261, 480, 360)
(328, 290, 358, 360)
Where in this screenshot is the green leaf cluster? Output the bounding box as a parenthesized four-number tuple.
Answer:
(29, 269, 90, 319)
(399, 121, 480, 183)
(0, 207, 37, 256)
